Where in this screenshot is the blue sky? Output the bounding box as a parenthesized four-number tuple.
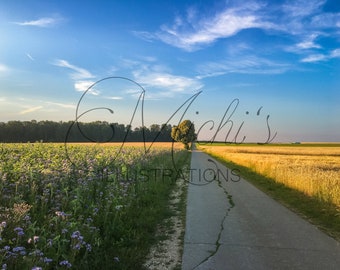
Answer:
(0, 0, 339, 142)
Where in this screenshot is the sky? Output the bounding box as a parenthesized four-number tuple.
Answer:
(0, 0, 340, 142)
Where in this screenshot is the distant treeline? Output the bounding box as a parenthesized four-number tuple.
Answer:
(0, 120, 173, 143)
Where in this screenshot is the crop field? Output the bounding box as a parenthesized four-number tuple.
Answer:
(0, 142, 190, 269)
(199, 144, 340, 208)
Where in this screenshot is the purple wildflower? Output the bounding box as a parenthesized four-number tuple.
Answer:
(55, 211, 70, 217)
(59, 260, 72, 268)
(12, 246, 26, 255)
(86, 243, 92, 252)
(23, 215, 31, 222)
(71, 231, 81, 239)
(14, 227, 24, 236)
(12, 246, 25, 253)
(43, 257, 53, 264)
(73, 243, 81, 250)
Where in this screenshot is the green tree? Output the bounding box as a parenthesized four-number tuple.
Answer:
(171, 120, 196, 150)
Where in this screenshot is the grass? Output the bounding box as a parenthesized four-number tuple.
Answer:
(143, 174, 189, 270)
(174, 175, 189, 270)
(0, 142, 191, 269)
(199, 144, 340, 241)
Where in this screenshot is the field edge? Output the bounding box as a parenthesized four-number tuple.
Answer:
(203, 151, 340, 242)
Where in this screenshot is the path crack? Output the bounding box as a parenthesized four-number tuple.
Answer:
(192, 158, 235, 269)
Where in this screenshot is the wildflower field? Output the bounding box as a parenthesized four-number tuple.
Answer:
(0, 142, 190, 269)
(200, 144, 340, 208)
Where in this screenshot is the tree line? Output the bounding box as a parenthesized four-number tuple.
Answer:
(0, 120, 173, 143)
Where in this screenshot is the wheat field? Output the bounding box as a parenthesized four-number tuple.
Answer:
(199, 144, 340, 208)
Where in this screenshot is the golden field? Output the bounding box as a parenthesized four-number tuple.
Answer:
(199, 144, 340, 208)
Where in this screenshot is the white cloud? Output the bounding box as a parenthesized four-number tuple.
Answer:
(107, 96, 123, 100)
(134, 0, 339, 74)
(13, 16, 63, 27)
(132, 31, 155, 43)
(196, 56, 289, 78)
(133, 71, 203, 94)
(282, 0, 325, 18)
(45, 101, 76, 109)
(53, 59, 94, 80)
(19, 106, 43, 115)
(301, 54, 327, 63)
(311, 12, 340, 28)
(330, 48, 340, 58)
(301, 48, 340, 63)
(0, 63, 10, 73)
(117, 58, 203, 97)
(74, 80, 95, 91)
(74, 80, 100, 95)
(296, 34, 321, 49)
(143, 3, 274, 51)
(53, 59, 99, 94)
(26, 53, 35, 61)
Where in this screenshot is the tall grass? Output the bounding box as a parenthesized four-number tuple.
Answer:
(0, 143, 190, 269)
(199, 145, 340, 208)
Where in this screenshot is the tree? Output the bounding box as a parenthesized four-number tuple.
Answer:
(171, 120, 196, 150)
(0, 120, 174, 143)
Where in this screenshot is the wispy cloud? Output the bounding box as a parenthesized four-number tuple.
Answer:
(74, 80, 100, 95)
(13, 15, 64, 27)
(137, 72, 202, 92)
(278, 0, 340, 65)
(196, 56, 290, 79)
(26, 53, 35, 61)
(53, 59, 98, 94)
(45, 101, 76, 109)
(301, 54, 327, 63)
(284, 33, 323, 55)
(117, 58, 203, 97)
(106, 96, 123, 100)
(282, 0, 325, 18)
(278, 0, 332, 39)
(74, 80, 95, 91)
(301, 48, 340, 63)
(135, 0, 340, 71)
(132, 68, 203, 96)
(311, 12, 340, 28)
(135, 2, 274, 51)
(0, 63, 10, 74)
(53, 59, 95, 80)
(19, 106, 43, 115)
(296, 34, 321, 50)
(330, 48, 340, 58)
